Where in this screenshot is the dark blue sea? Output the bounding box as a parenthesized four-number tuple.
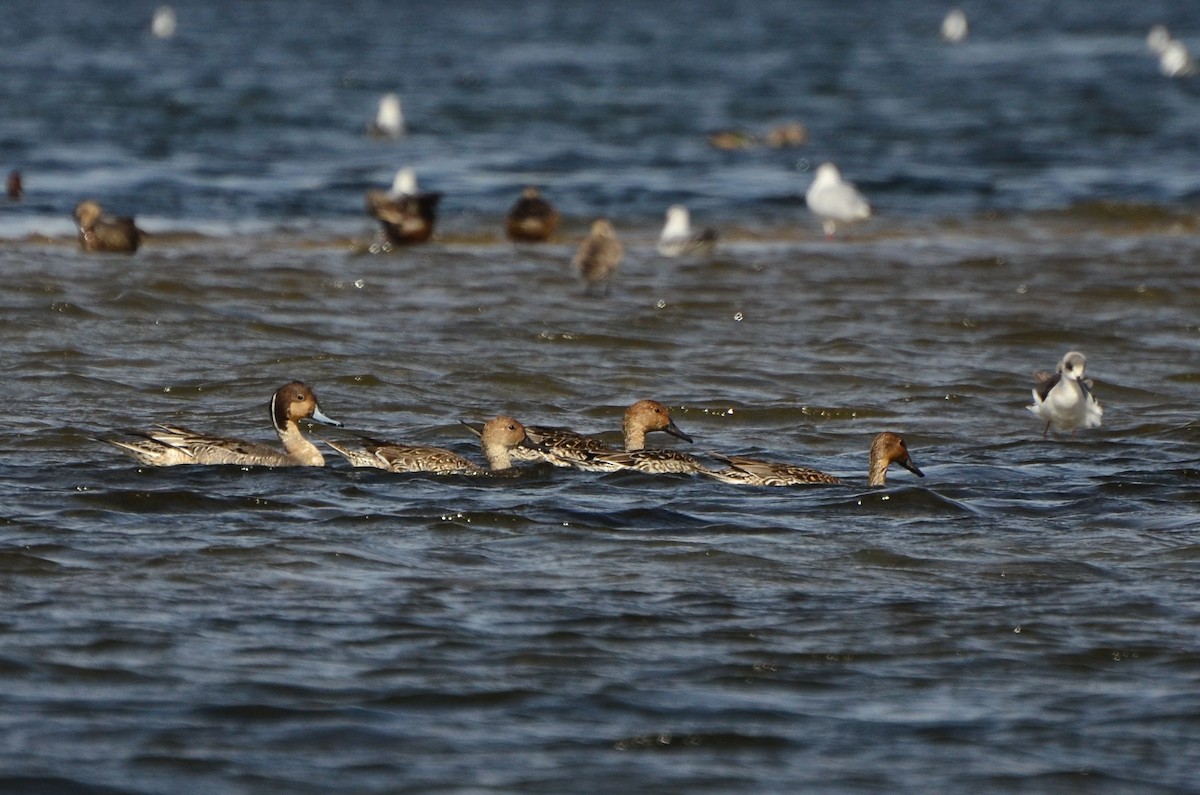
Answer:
(2, 1, 1199, 793)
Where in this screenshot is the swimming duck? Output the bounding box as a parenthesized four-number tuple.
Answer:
(105, 382, 342, 467)
(573, 218, 623, 296)
(708, 130, 758, 150)
(462, 399, 694, 471)
(805, 163, 870, 239)
(765, 122, 808, 148)
(704, 432, 924, 487)
(365, 167, 441, 245)
(586, 447, 711, 475)
(1027, 351, 1103, 437)
(325, 415, 540, 475)
(74, 200, 145, 254)
(367, 92, 404, 139)
(505, 186, 560, 242)
(657, 205, 718, 257)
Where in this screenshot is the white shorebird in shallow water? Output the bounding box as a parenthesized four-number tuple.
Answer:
(368, 93, 405, 138)
(1159, 40, 1198, 78)
(703, 432, 924, 487)
(805, 162, 871, 238)
(657, 205, 718, 257)
(572, 219, 623, 296)
(325, 416, 543, 475)
(1147, 26, 1198, 78)
(1027, 351, 1103, 438)
(104, 382, 342, 467)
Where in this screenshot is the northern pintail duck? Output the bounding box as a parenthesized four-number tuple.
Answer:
(708, 129, 758, 150)
(657, 205, 718, 257)
(506, 186, 560, 242)
(765, 122, 808, 148)
(805, 163, 870, 239)
(573, 218, 622, 296)
(587, 447, 710, 475)
(1027, 351, 1103, 437)
(325, 415, 540, 475)
(74, 200, 145, 253)
(368, 92, 405, 138)
(583, 402, 705, 475)
(462, 399, 694, 472)
(105, 382, 342, 466)
(704, 432, 924, 487)
(6, 170, 21, 201)
(365, 167, 441, 245)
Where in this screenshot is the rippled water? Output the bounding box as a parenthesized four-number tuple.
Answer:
(3, 1, 1200, 793)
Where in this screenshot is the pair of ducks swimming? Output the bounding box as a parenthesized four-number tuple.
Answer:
(105, 383, 925, 487)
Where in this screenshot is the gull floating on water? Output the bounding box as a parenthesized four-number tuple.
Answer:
(805, 162, 871, 238)
(151, 6, 177, 39)
(1027, 351, 1103, 438)
(573, 219, 623, 296)
(505, 186, 560, 243)
(941, 9, 968, 43)
(364, 167, 442, 245)
(368, 93, 405, 138)
(1147, 25, 1172, 54)
(1147, 25, 1197, 78)
(657, 205, 718, 257)
(1159, 40, 1197, 78)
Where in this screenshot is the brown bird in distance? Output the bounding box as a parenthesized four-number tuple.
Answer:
(572, 218, 623, 296)
(6, 170, 22, 201)
(365, 167, 442, 245)
(73, 200, 145, 254)
(505, 186, 560, 243)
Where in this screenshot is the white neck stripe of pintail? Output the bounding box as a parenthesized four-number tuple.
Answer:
(270, 389, 289, 434)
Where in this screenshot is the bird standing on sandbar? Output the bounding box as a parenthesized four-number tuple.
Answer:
(73, 200, 145, 254)
(657, 205, 718, 257)
(365, 166, 442, 245)
(805, 162, 871, 239)
(505, 186, 560, 242)
(572, 219, 623, 296)
(368, 93, 405, 138)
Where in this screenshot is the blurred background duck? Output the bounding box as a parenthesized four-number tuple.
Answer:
(505, 186, 560, 242)
(365, 166, 441, 245)
(74, 200, 145, 253)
